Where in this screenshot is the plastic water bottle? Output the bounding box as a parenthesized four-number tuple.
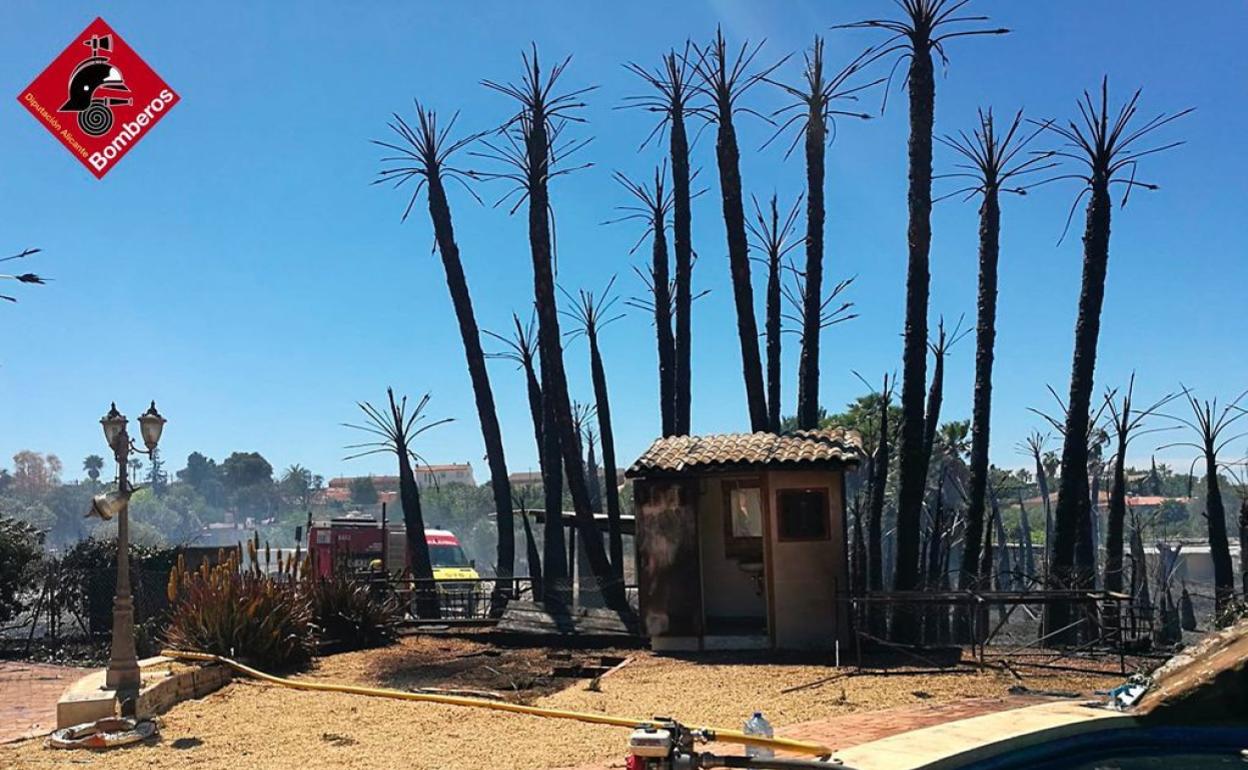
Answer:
(743, 711, 774, 759)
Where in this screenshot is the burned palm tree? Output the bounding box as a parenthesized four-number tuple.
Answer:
(623, 45, 698, 435)
(477, 48, 623, 609)
(1035, 80, 1191, 640)
(1, 248, 46, 303)
(767, 38, 880, 430)
(854, 372, 897, 637)
(746, 194, 803, 433)
(1032, 386, 1113, 571)
(1159, 388, 1248, 611)
(485, 314, 568, 602)
(374, 103, 517, 601)
(486, 314, 544, 469)
(343, 389, 450, 618)
(607, 169, 676, 436)
(921, 317, 969, 472)
(839, 2, 1006, 638)
(1102, 376, 1175, 594)
(564, 279, 626, 576)
(1019, 431, 1054, 577)
(936, 108, 1052, 601)
(692, 29, 783, 432)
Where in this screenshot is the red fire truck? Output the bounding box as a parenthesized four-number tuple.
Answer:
(306, 516, 479, 582)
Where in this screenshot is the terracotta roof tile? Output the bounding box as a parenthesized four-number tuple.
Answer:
(625, 428, 865, 477)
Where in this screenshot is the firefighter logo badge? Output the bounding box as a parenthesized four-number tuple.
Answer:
(18, 18, 179, 178)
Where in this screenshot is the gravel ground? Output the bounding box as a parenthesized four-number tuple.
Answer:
(0, 636, 1126, 770)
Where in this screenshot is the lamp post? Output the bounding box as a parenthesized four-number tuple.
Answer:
(96, 401, 165, 704)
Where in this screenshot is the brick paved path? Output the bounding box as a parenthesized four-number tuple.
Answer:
(0, 661, 89, 743)
(557, 694, 1050, 770)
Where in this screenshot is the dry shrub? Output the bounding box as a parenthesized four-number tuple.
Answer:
(164, 549, 315, 671)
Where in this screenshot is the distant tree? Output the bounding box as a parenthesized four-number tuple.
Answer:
(10, 451, 62, 499)
(349, 476, 379, 506)
(279, 464, 319, 510)
(83, 454, 105, 484)
(177, 452, 218, 490)
(147, 448, 168, 494)
(219, 451, 275, 517)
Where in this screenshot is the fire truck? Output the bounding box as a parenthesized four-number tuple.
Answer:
(306, 516, 479, 583)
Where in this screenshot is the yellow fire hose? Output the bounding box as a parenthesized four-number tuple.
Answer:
(161, 649, 831, 757)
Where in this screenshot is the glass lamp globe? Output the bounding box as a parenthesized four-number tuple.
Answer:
(100, 403, 127, 449)
(138, 401, 166, 451)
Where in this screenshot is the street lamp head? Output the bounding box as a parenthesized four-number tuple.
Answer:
(101, 403, 127, 450)
(138, 401, 166, 451)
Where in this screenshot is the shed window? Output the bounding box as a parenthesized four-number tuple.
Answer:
(722, 480, 763, 560)
(777, 488, 830, 541)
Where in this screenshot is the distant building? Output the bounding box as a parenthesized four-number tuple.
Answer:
(321, 463, 476, 505)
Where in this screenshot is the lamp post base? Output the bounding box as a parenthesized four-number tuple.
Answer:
(105, 593, 141, 692)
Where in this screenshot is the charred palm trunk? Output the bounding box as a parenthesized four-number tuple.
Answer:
(765, 233, 782, 433)
(852, 505, 867, 597)
(586, 435, 603, 512)
(1129, 520, 1150, 612)
(1017, 492, 1036, 582)
(712, 92, 769, 432)
(587, 328, 625, 577)
(425, 172, 515, 597)
(923, 470, 946, 641)
(652, 191, 677, 437)
(520, 510, 543, 599)
(1202, 444, 1235, 610)
(892, 39, 936, 641)
(1035, 454, 1053, 577)
(796, 102, 826, 430)
(523, 355, 544, 468)
(1046, 177, 1110, 643)
(867, 396, 890, 637)
(397, 447, 440, 618)
(671, 102, 694, 436)
(963, 189, 1000, 597)
(525, 98, 623, 610)
(539, 362, 569, 604)
(1104, 434, 1128, 593)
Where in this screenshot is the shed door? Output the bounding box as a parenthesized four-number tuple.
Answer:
(768, 472, 846, 649)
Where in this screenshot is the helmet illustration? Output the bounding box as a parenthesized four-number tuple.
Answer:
(57, 35, 132, 137)
(60, 60, 129, 111)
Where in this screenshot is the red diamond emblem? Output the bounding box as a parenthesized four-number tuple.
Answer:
(17, 18, 179, 178)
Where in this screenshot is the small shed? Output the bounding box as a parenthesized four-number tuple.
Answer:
(626, 428, 865, 652)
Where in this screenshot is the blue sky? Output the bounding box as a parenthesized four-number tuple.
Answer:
(2, 1, 1245, 484)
